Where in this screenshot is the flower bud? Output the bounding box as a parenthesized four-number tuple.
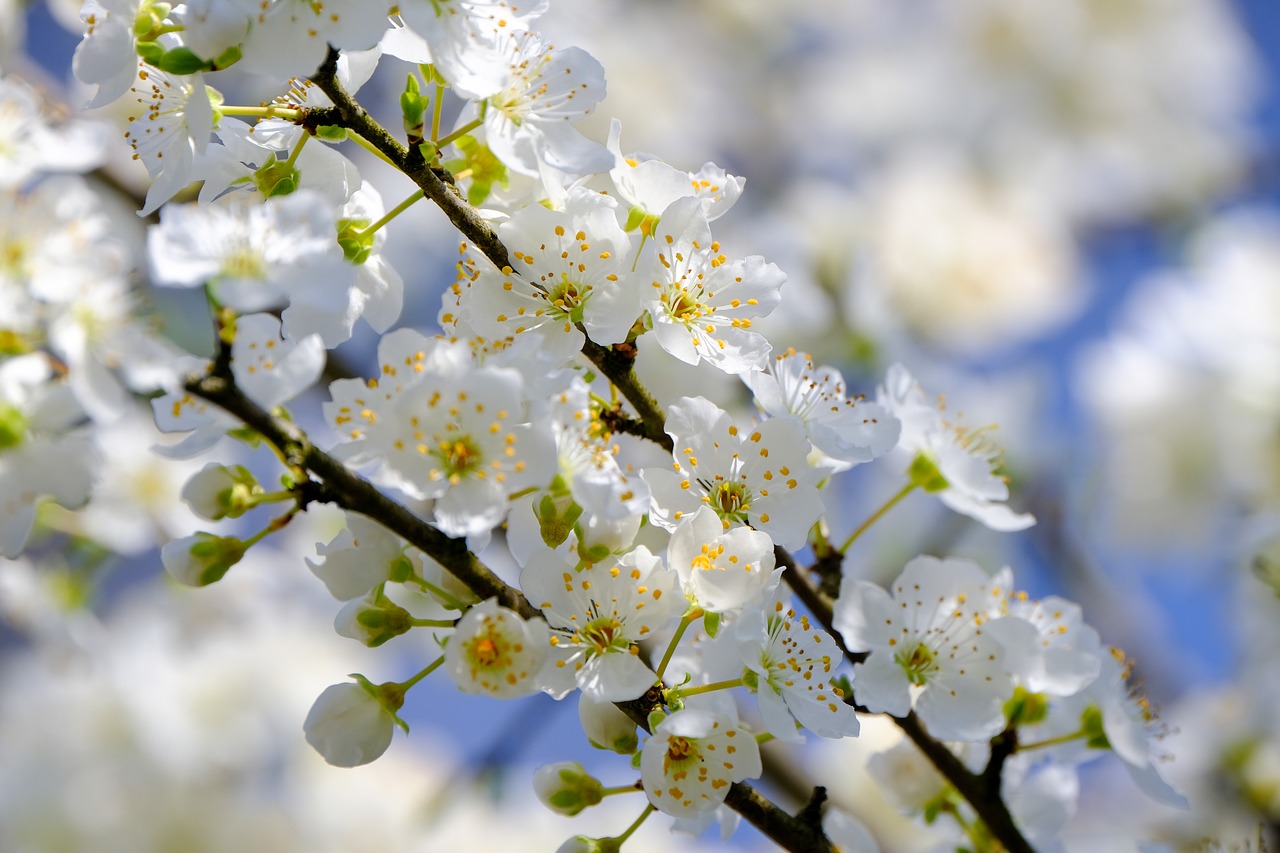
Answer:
(160, 532, 247, 586)
(180, 463, 262, 520)
(533, 761, 604, 816)
(334, 593, 414, 647)
(578, 692, 638, 754)
(556, 836, 619, 853)
(303, 677, 402, 768)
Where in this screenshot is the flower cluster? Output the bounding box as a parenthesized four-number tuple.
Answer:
(0, 1, 1209, 851)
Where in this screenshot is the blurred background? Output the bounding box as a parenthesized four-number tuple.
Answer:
(4, 0, 1280, 850)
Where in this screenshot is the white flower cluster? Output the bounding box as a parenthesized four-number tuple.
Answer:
(0, 0, 1202, 850)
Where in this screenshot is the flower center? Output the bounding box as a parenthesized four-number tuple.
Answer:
(706, 481, 751, 524)
(546, 275, 588, 323)
(897, 641, 937, 687)
(665, 736, 695, 764)
(664, 288, 706, 324)
(469, 634, 501, 667)
(434, 434, 482, 483)
(221, 245, 267, 281)
(579, 615, 626, 655)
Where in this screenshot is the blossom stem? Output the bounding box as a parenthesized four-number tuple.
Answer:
(655, 608, 702, 681)
(409, 618, 455, 628)
(241, 505, 301, 548)
(283, 132, 309, 169)
(672, 677, 743, 699)
(248, 490, 295, 506)
(1017, 729, 1086, 751)
(361, 188, 426, 237)
(431, 82, 445, 142)
(219, 105, 304, 121)
(838, 482, 917, 553)
(613, 804, 656, 845)
(405, 577, 470, 611)
(346, 132, 400, 168)
(754, 732, 776, 745)
(600, 783, 643, 798)
(436, 117, 484, 149)
(397, 655, 446, 693)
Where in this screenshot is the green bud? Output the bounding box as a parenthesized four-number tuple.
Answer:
(533, 762, 604, 816)
(908, 452, 950, 493)
(161, 532, 247, 587)
(315, 124, 349, 142)
(344, 598, 415, 647)
(401, 74, 429, 139)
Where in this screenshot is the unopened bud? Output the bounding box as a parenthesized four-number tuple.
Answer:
(160, 532, 246, 586)
(335, 592, 414, 647)
(533, 761, 604, 816)
(578, 692, 638, 754)
(180, 463, 261, 520)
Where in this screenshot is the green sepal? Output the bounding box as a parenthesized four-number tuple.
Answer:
(623, 206, 649, 233)
(444, 134, 508, 206)
(1004, 685, 1049, 727)
(646, 709, 666, 733)
(702, 609, 721, 638)
(254, 158, 299, 198)
(0, 403, 27, 449)
(136, 40, 164, 65)
(157, 47, 213, 75)
(908, 452, 950, 493)
(740, 667, 759, 693)
(336, 217, 375, 265)
(1081, 705, 1110, 750)
(211, 45, 242, 71)
(388, 553, 417, 584)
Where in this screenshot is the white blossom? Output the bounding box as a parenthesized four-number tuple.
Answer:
(640, 708, 762, 818)
(834, 555, 1014, 741)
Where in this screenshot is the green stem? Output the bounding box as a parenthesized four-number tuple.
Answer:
(248, 490, 295, 506)
(613, 804, 656, 845)
(398, 655, 445, 692)
(346, 132, 399, 168)
(220, 105, 303, 121)
(241, 505, 301, 547)
(1018, 729, 1086, 752)
(409, 618, 455, 628)
(431, 82, 445, 142)
(283, 131, 309, 169)
(600, 784, 643, 798)
(672, 677, 743, 699)
(655, 608, 702, 682)
(838, 482, 917, 553)
(404, 576, 470, 612)
(361, 188, 425, 236)
(436, 116, 484, 149)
